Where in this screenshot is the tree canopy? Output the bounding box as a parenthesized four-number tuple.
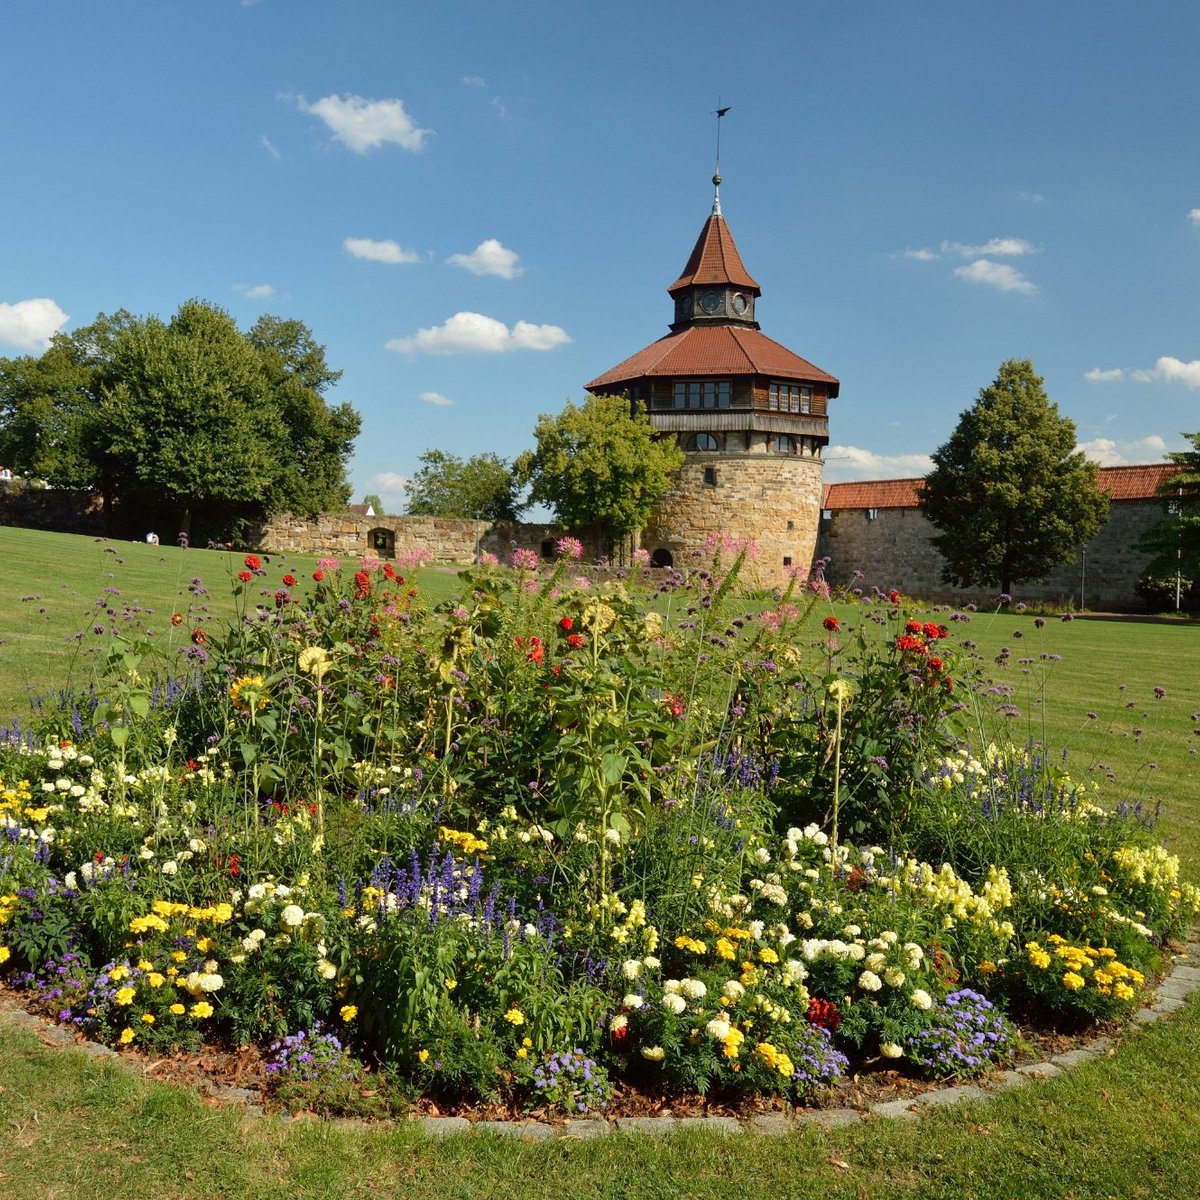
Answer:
(1134, 431, 1200, 609)
(515, 394, 684, 552)
(917, 359, 1108, 595)
(405, 450, 523, 522)
(0, 301, 359, 541)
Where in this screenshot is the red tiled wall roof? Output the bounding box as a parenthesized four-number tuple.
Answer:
(821, 464, 1184, 511)
(668, 215, 760, 294)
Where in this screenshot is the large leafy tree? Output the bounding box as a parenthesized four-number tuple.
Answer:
(405, 449, 523, 522)
(918, 359, 1108, 595)
(0, 301, 359, 540)
(515, 394, 685, 553)
(1134, 432, 1200, 607)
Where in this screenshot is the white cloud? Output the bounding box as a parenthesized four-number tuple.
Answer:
(902, 248, 938, 261)
(261, 135, 281, 160)
(0, 298, 69, 351)
(942, 238, 1036, 257)
(366, 471, 411, 504)
(462, 76, 488, 88)
(343, 237, 422, 265)
(235, 283, 275, 299)
(953, 259, 1037, 295)
(1078, 435, 1170, 466)
(1084, 367, 1125, 382)
(823, 445, 934, 482)
(1189, 208, 1200, 226)
(1017, 191, 1045, 204)
(447, 239, 523, 279)
(419, 391, 454, 406)
(296, 93, 429, 153)
(386, 311, 570, 355)
(1150, 356, 1200, 388)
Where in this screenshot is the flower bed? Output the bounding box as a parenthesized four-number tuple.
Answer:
(1, 544, 1196, 1116)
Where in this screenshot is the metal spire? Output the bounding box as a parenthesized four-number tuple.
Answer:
(713, 104, 730, 215)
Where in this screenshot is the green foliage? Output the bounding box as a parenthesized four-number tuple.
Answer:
(0, 302, 359, 542)
(919, 359, 1109, 594)
(1135, 431, 1200, 611)
(515, 394, 684, 550)
(405, 449, 523, 521)
(361, 493, 385, 515)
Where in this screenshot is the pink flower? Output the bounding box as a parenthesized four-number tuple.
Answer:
(511, 548, 540, 571)
(555, 536, 584, 561)
(317, 557, 340, 573)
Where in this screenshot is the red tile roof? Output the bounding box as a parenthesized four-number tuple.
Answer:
(821, 464, 1184, 510)
(586, 325, 839, 393)
(668, 215, 760, 294)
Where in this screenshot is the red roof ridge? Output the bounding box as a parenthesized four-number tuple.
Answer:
(668, 214, 760, 294)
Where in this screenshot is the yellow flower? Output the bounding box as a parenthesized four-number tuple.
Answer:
(827, 679, 854, 707)
(190, 1001, 214, 1018)
(298, 646, 332, 679)
(757, 948, 779, 964)
(147, 972, 165, 988)
(516, 1048, 528, 1059)
(715, 938, 736, 961)
(118, 1027, 135, 1045)
(417, 1049, 430, 1063)
(503, 1007, 526, 1026)
(169, 1003, 185, 1015)
(229, 674, 269, 713)
(195, 937, 214, 953)
(444, 977, 457, 991)
(0, 946, 10, 965)
(978, 960, 998, 974)
(1062, 972, 1085, 991)
(340, 1005, 358, 1022)
(114, 986, 136, 1006)
(141, 1013, 156, 1024)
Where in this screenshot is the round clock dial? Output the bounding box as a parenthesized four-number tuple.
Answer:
(700, 290, 722, 314)
(731, 293, 748, 315)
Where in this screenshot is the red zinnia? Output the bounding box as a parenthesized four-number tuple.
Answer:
(171, 612, 184, 626)
(922, 622, 941, 639)
(558, 616, 574, 631)
(237, 570, 252, 583)
(244, 554, 262, 571)
(806, 996, 842, 1032)
(823, 616, 839, 632)
(888, 590, 901, 605)
(528, 642, 544, 665)
(282, 574, 296, 587)
(905, 619, 922, 634)
(313, 569, 325, 582)
(566, 633, 584, 649)
(927, 656, 944, 674)
(896, 634, 924, 653)
(191, 628, 207, 645)
(382, 562, 396, 580)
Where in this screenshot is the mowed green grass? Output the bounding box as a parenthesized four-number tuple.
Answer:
(1, 523, 1199, 1197)
(0, 525, 463, 721)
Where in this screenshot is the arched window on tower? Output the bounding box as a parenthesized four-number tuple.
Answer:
(685, 432, 719, 451)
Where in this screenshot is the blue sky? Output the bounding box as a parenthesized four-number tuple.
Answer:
(3, 1, 1199, 511)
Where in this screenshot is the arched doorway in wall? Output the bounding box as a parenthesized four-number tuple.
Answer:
(650, 547, 674, 568)
(368, 527, 396, 557)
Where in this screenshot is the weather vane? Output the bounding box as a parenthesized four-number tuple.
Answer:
(713, 104, 731, 214)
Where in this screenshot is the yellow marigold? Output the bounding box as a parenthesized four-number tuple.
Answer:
(0, 946, 10, 965)
(141, 1013, 156, 1024)
(340, 1005, 358, 1021)
(674, 935, 707, 954)
(147, 972, 165, 988)
(1114, 982, 1135, 1002)
(503, 1007, 525, 1026)
(190, 1001, 214, 1018)
(1027, 947, 1051, 970)
(417, 1048, 430, 1063)
(114, 986, 136, 1006)
(1062, 972, 1086, 991)
(118, 1027, 135, 1045)
(715, 938, 736, 961)
(757, 948, 779, 964)
(169, 1003, 185, 1015)
(129, 914, 170, 934)
(978, 960, 998, 974)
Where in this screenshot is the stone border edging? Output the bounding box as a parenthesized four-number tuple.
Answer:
(2, 938, 1197, 1140)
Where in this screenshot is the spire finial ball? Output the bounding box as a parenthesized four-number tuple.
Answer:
(712, 172, 722, 187)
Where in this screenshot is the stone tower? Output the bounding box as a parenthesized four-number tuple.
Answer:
(585, 175, 838, 583)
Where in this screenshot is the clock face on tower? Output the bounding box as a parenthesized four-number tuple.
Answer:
(700, 290, 722, 314)
(731, 293, 748, 315)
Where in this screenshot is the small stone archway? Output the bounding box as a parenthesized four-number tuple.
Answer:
(367, 527, 396, 558)
(650, 547, 674, 569)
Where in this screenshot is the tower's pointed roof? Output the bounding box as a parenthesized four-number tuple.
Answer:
(668, 186, 761, 297)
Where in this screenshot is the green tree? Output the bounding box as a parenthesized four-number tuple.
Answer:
(515, 394, 685, 554)
(1134, 432, 1200, 609)
(362, 493, 385, 515)
(0, 301, 359, 541)
(405, 450, 523, 521)
(918, 359, 1108, 596)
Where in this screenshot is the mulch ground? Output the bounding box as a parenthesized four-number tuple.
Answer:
(0, 980, 1117, 1124)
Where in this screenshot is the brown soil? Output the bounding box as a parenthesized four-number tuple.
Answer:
(0, 980, 1118, 1124)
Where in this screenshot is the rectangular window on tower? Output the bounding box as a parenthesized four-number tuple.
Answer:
(800, 386, 812, 414)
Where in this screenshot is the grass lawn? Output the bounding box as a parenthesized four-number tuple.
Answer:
(1, 524, 1198, 1199)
